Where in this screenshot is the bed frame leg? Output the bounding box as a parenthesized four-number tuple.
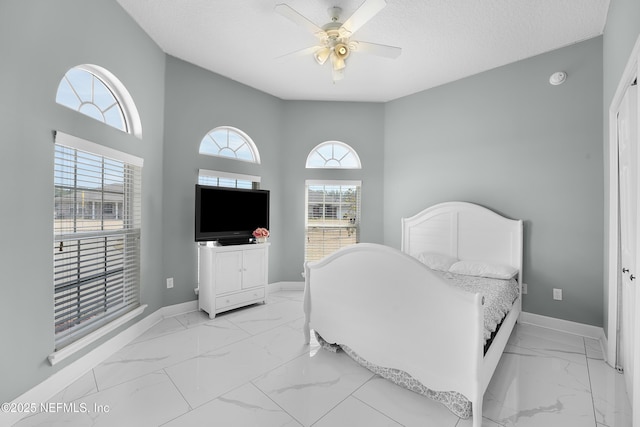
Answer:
(303, 318, 310, 344)
(472, 400, 483, 427)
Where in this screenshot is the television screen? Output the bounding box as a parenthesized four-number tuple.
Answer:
(195, 185, 270, 243)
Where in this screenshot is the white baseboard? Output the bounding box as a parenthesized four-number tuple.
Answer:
(2, 301, 197, 426)
(520, 311, 605, 340)
(268, 281, 304, 292)
(600, 334, 610, 365)
(159, 300, 198, 317)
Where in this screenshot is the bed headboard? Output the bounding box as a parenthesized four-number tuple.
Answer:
(401, 202, 523, 280)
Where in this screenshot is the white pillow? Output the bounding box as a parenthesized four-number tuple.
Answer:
(416, 252, 458, 271)
(448, 260, 518, 280)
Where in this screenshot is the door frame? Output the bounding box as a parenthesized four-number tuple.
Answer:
(606, 33, 640, 420)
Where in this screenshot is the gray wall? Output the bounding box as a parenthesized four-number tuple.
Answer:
(601, 0, 640, 337)
(383, 38, 604, 326)
(162, 56, 284, 304)
(162, 65, 386, 291)
(0, 0, 166, 404)
(279, 101, 386, 280)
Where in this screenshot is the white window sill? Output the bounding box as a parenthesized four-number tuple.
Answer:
(48, 305, 147, 366)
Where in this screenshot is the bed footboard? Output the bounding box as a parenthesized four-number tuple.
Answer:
(303, 243, 485, 410)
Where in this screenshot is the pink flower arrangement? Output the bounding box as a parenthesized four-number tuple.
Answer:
(252, 227, 270, 238)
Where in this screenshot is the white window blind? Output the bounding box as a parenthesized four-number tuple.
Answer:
(53, 131, 142, 349)
(305, 180, 361, 262)
(198, 169, 260, 189)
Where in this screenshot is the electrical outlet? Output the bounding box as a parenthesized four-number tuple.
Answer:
(553, 288, 562, 300)
(522, 283, 528, 294)
(166, 277, 174, 289)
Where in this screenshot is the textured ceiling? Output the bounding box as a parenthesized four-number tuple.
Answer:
(116, 0, 610, 102)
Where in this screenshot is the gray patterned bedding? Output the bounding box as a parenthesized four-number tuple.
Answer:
(314, 271, 519, 419)
(436, 271, 519, 345)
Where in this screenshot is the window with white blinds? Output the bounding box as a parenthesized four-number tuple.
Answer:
(305, 180, 361, 262)
(198, 169, 260, 189)
(53, 131, 142, 349)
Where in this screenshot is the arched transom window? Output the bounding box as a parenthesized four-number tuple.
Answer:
(306, 141, 361, 169)
(55, 64, 142, 138)
(199, 126, 260, 163)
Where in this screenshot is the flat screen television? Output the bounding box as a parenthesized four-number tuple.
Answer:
(195, 184, 270, 244)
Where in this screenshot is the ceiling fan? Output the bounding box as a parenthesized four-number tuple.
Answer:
(275, 0, 402, 82)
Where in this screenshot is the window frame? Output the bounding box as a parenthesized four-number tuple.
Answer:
(199, 126, 261, 164)
(55, 64, 143, 138)
(304, 179, 362, 262)
(306, 141, 362, 169)
(52, 131, 143, 353)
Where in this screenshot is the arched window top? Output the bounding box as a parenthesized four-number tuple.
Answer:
(306, 141, 361, 169)
(199, 126, 260, 163)
(56, 64, 142, 139)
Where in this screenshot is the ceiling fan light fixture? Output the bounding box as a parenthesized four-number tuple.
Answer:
(331, 52, 346, 71)
(334, 43, 350, 60)
(314, 47, 331, 65)
(332, 67, 344, 82)
(274, 0, 401, 82)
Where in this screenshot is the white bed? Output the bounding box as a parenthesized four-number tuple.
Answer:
(303, 201, 523, 427)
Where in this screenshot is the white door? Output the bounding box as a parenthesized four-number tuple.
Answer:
(618, 83, 638, 402)
(242, 248, 266, 289)
(215, 251, 243, 294)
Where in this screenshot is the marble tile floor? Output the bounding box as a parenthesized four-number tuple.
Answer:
(14, 290, 632, 427)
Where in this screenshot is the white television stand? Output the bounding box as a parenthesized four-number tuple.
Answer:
(198, 242, 269, 318)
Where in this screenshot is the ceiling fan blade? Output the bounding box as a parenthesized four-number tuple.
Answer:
(274, 4, 324, 37)
(350, 41, 401, 59)
(341, 0, 387, 35)
(276, 45, 321, 60)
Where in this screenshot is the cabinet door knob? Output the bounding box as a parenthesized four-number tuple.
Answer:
(631, 275, 636, 281)
(623, 267, 630, 273)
